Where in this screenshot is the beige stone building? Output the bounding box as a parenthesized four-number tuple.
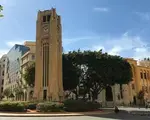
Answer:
(33, 8, 64, 101)
(21, 41, 36, 101)
(0, 55, 7, 99)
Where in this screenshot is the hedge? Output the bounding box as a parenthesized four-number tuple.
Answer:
(0, 101, 25, 112)
(36, 102, 64, 112)
(63, 99, 100, 112)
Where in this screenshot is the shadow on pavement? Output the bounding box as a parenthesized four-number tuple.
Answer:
(86, 110, 150, 120)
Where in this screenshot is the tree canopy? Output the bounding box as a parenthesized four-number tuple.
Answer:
(3, 88, 12, 99)
(23, 62, 35, 87)
(62, 53, 81, 91)
(0, 5, 3, 17)
(62, 50, 132, 101)
(13, 86, 24, 96)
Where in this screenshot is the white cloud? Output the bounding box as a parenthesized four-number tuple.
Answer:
(108, 46, 122, 55)
(93, 7, 109, 12)
(133, 47, 150, 60)
(135, 12, 150, 21)
(65, 31, 150, 60)
(0, 49, 8, 58)
(91, 45, 105, 51)
(63, 36, 100, 46)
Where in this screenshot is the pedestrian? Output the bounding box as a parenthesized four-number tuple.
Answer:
(114, 106, 119, 114)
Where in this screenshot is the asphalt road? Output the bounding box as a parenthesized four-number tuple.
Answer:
(0, 112, 150, 120)
(0, 107, 150, 120)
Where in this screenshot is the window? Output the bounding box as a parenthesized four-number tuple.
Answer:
(1, 87, 3, 92)
(120, 86, 123, 99)
(43, 16, 46, 22)
(43, 90, 47, 100)
(140, 72, 143, 79)
(32, 55, 35, 60)
(2, 79, 4, 85)
(2, 71, 4, 76)
(144, 72, 147, 79)
(47, 15, 50, 22)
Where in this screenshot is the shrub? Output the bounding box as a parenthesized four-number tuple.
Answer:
(36, 102, 64, 112)
(63, 99, 100, 112)
(0, 101, 25, 112)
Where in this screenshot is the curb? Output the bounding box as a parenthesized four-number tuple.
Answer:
(0, 112, 112, 117)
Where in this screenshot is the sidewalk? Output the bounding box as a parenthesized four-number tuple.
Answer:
(0, 111, 112, 117)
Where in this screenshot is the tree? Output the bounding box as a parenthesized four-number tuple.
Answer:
(13, 86, 24, 96)
(0, 5, 3, 17)
(3, 88, 12, 99)
(79, 50, 132, 101)
(63, 53, 80, 91)
(23, 62, 35, 87)
(63, 52, 83, 99)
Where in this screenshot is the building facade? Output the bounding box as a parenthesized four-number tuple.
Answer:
(3, 44, 29, 100)
(97, 58, 150, 107)
(21, 41, 36, 101)
(34, 8, 64, 101)
(0, 55, 7, 99)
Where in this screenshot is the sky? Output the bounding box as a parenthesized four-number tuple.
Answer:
(0, 0, 150, 60)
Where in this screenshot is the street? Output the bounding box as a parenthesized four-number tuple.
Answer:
(0, 107, 150, 120)
(0, 112, 150, 120)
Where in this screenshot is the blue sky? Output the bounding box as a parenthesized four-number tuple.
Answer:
(0, 0, 150, 60)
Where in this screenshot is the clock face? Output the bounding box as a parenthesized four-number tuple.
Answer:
(43, 25, 49, 34)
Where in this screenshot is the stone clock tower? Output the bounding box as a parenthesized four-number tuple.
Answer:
(33, 8, 64, 101)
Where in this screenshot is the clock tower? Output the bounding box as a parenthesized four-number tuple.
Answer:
(33, 8, 64, 101)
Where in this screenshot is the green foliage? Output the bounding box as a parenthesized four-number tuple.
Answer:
(0, 5, 3, 17)
(63, 53, 81, 91)
(36, 102, 64, 112)
(13, 86, 24, 96)
(23, 62, 35, 87)
(71, 50, 133, 101)
(62, 50, 132, 101)
(3, 88, 12, 98)
(63, 99, 100, 112)
(0, 101, 25, 112)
